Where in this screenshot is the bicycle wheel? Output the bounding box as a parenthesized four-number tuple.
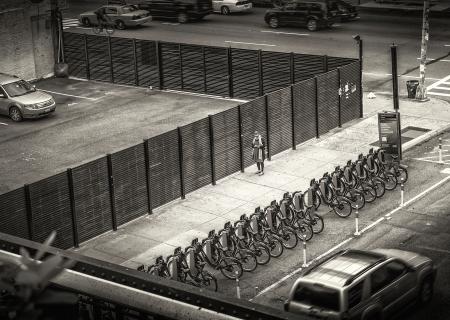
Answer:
(348, 190, 365, 210)
(294, 222, 313, 241)
(333, 198, 352, 218)
(201, 271, 218, 292)
(253, 243, 271, 265)
(314, 192, 321, 210)
(266, 235, 283, 257)
(383, 172, 397, 191)
(398, 167, 408, 184)
(220, 257, 243, 280)
(309, 214, 324, 234)
(362, 185, 377, 203)
(105, 25, 115, 35)
(279, 226, 298, 249)
(92, 26, 102, 34)
(238, 250, 258, 272)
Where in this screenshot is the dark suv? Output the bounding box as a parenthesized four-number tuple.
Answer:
(264, 0, 337, 31)
(137, 0, 213, 23)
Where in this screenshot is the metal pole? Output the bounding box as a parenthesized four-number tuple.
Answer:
(290, 85, 296, 150)
(238, 105, 244, 173)
(177, 127, 186, 199)
(354, 205, 360, 236)
(84, 34, 90, 80)
(391, 44, 400, 111)
(202, 46, 207, 94)
(315, 77, 320, 138)
(264, 95, 271, 160)
(416, 0, 430, 101)
(107, 36, 114, 83)
(179, 44, 184, 90)
(302, 234, 307, 267)
(290, 52, 295, 84)
(143, 139, 153, 214)
(227, 47, 234, 98)
(156, 41, 163, 90)
(438, 138, 444, 164)
(132, 39, 139, 86)
(337, 67, 342, 128)
(258, 49, 264, 96)
(359, 38, 363, 118)
(208, 115, 216, 185)
(67, 168, 79, 248)
(235, 271, 241, 299)
(106, 154, 117, 231)
(400, 178, 404, 207)
(24, 184, 34, 240)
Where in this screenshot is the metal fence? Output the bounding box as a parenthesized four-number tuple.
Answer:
(63, 32, 356, 99)
(0, 44, 361, 250)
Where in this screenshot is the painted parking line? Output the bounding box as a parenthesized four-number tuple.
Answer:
(260, 30, 309, 36)
(39, 89, 100, 101)
(224, 40, 276, 47)
(0, 122, 8, 126)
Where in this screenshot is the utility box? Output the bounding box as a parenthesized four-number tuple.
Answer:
(378, 111, 402, 160)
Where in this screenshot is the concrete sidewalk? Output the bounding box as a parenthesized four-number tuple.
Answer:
(73, 94, 450, 269)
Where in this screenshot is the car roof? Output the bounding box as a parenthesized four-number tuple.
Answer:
(0, 73, 20, 85)
(300, 250, 386, 287)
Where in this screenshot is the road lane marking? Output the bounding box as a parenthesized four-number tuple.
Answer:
(251, 175, 450, 301)
(224, 40, 276, 47)
(161, 22, 180, 25)
(435, 86, 450, 91)
(39, 89, 100, 101)
(0, 122, 8, 126)
(260, 30, 309, 36)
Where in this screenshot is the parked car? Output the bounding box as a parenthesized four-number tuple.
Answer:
(0, 74, 56, 122)
(137, 0, 213, 23)
(284, 249, 437, 320)
(79, 4, 152, 29)
(264, 0, 338, 31)
(212, 0, 253, 14)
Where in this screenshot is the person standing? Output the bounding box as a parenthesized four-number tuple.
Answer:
(252, 131, 266, 175)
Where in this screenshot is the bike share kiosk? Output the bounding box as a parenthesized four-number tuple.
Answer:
(378, 111, 402, 160)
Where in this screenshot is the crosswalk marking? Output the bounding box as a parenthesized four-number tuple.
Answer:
(414, 144, 450, 165)
(63, 18, 79, 29)
(427, 74, 450, 98)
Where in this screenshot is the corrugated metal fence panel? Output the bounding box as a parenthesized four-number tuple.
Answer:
(327, 56, 357, 70)
(72, 157, 112, 244)
(135, 40, 159, 88)
(339, 62, 361, 125)
(110, 37, 135, 85)
(293, 78, 317, 144)
(294, 54, 326, 82)
(148, 129, 181, 209)
(204, 47, 229, 97)
(0, 188, 29, 239)
(86, 35, 111, 82)
(181, 118, 212, 194)
(161, 42, 182, 90)
(267, 87, 292, 156)
(29, 173, 73, 249)
(317, 70, 340, 135)
(63, 32, 87, 79)
(211, 107, 241, 181)
(181, 44, 205, 93)
(262, 51, 291, 93)
(111, 144, 148, 226)
(231, 49, 260, 99)
(240, 96, 267, 168)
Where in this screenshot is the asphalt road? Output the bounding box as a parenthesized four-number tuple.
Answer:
(210, 131, 450, 319)
(62, 2, 450, 99)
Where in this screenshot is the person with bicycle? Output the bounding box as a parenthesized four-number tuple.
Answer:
(95, 7, 110, 30)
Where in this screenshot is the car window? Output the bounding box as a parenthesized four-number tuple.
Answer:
(121, 5, 138, 13)
(371, 261, 406, 293)
(348, 281, 364, 309)
(293, 284, 340, 312)
(105, 7, 118, 14)
(0, 87, 7, 98)
(2, 80, 35, 98)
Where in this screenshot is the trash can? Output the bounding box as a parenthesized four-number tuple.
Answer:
(406, 80, 419, 99)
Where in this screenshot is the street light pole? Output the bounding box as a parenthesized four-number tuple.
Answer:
(416, 0, 430, 101)
(391, 44, 399, 111)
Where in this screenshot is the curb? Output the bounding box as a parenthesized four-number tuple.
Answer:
(403, 122, 450, 152)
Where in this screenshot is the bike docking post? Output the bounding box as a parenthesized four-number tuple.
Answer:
(302, 234, 308, 268)
(400, 178, 405, 207)
(354, 204, 361, 236)
(439, 138, 444, 164)
(235, 270, 241, 299)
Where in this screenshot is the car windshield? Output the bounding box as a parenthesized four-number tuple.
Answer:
(293, 284, 340, 312)
(3, 80, 35, 97)
(121, 5, 138, 13)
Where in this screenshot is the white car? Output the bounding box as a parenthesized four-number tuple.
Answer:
(212, 0, 253, 14)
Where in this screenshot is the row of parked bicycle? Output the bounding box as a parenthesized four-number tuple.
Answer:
(136, 148, 408, 292)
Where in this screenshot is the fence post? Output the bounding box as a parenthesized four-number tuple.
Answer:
(264, 95, 271, 160)
(337, 67, 342, 128)
(24, 184, 33, 241)
(290, 85, 296, 150)
(177, 127, 186, 199)
(258, 49, 264, 96)
(438, 138, 444, 164)
(143, 139, 153, 214)
(238, 105, 245, 172)
(132, 39, 139, 86)
(67, 168, 80, 248)
(227, 47, 234, 98)
(323, 55, 329, 73)
(208, 115, 217, 186)
(83, 34, 90, 80)
(290, 52, 295, 85)
(359, 39, 364, 118)
(202, 46, 207, 94)
(156, 41, 163, 90)
(315, 77, 320, 138)
(179, 44, 184, 90)
(107, 36, 114, 83)
(106, 154, 118, 231)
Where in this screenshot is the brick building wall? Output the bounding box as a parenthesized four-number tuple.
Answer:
(0, 0, 55, 80)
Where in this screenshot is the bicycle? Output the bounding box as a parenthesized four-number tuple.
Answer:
(333, 166, 366, 210)
(250, 207, 284, 258)
(311, 176, 353, 218)
(374, 149, 408, 184)
(278, 193, 313, 241)
(343, 160, 377, 204)
(356, 154, 386, 198)
(265, 201, 298, 249)
(145, 256, 171, 278)
(93, 20, 115, 35)
(288, 191, 324, 234)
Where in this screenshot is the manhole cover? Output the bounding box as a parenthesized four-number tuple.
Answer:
(370, 126, 430, 146)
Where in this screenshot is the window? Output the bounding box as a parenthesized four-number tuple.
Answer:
(293, 284, 340, 312)
(2, 80, 35, 97)
(105, 7, 118, 14)
(348, 281, 364, 309)
(371, 261, 406, 293)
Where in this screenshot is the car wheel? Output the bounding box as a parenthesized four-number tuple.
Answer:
(306, 19, 318, 31)
(177, 12, 189, 23)
(221, 6, 230, 15)
(419, 277, 434, 304)
(116, 20, 126, 30)
(81, 17, 91, 27)
(268, 16, 279, 28)
(9, 106, 23, 122)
